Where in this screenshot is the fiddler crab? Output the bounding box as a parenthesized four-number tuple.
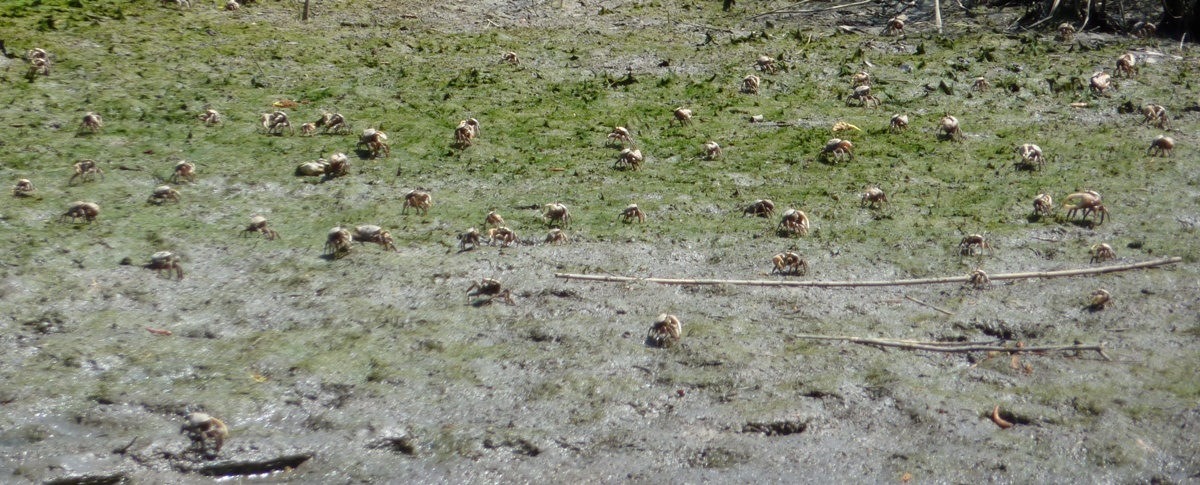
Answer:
(454, 118, 482, 148)
(755, 55, 778, 74)
(1140, 104, 1171, 129)
(647, 314, 682, 348)
(458, 227, 485, 250)
(847, 85, 880, 108)
(544, 228, 569, 245)
(241, 216, 280, 241)
(79, 112, 103, 133)
(821, 138, 854, 162)
(1015, 144, 1045, 170)
(1057, 23, 1075, 42)
(403, 190, 432, 215)
(485, 210, 506, 227)
(1147, 135, 1174, 157)
(777, 208, 810, 237)
(181, 412, 227, 456)
(940, 115, 963, 141)
(324, 226, 353, 258)
(1088, 289, 1112, 310)
(620, 204, 646, 223)
(145, 251, 184, 279)
(13, 179, 36, 197)
(1089, 72, 1112, 95)
(1089, 243, 1116, 263)
(60, 201, 100, 223)
(488, 227, 518, 247)
(1063, 191, 1107, 224)
(198, 109, 221, 125)
(261, 111, 293, 135)
(467, 278, 515, 305)
(672, 107, 693, 127)
(607, 126, 634, 147)
(315, 112, 349, 134)
(882, 16, 905, 36)
(615, 148, 644, 171)
(771, 251, 808, 276)
(1115, 53, 1138, 77)
(1032, 193, 1054, 217)
(959, 234, 994, 256)
(703, 141, 722, 160)
(743, 199, 776, 218)
(148, 185, 182, 204)
(968, 268, 990, 289)
(542, 202, 571, 227)
(357, 128, 390, 158)
(69, 159, 105, 185)
(972, 77, 991, 92)
(890, 114, 909, 133)
(861, 187, 888, 209)
(353, 225, 397, 252)
(742, 75, 760, 95)
(171, 161, 197, 184)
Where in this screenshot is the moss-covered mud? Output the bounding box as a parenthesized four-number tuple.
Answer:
(1, 0, 1198, 482)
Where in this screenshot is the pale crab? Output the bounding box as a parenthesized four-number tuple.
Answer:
(620, 204, 646, 223)
(295, 160, 328, 177)
(148, 185, 182, 204)
(1131, 21, 1156, 38)
(467, 278, 515, 305)
(79, 112, 103, 133)
(1088, 288, 1112, 310)
(672, 107, 693, 127)
(940, 115, 963, 142)
(488, 227, 518, 247)
(198, 109, 221, 125)
(145, 251, 184, 279)
(13, 179, 36, 197)
(1147, 135, 1174, 157)
(485, 210, 506, 227)
(1015, 143, 1045, 170)
(357, 128, 390, 158)
(607, 126, 634, 147)
(1140, 104, 1171, 129)
(27, 57, 51, 79)
(882, 15, 905, 36)
(262, 111, 293, 134)
(889, 113, 909, 133)
(972, 77, 991, 92)
(316, 112, 349, 134)
(615, 148, 644, 171)
(241, 216, 279, 240)
(1115, 53, 1138, 77)
(1090, 243, 1116, 263)
(403, 190, 432, 215)
(755, 55, 778, 74)
(69, 159, 105, 185)
(1063, 191, 1107, 224)
(821, 138, 854, 162)
(959, 234, 994, 256)
(777, 208, 810, 236)
(542, 202, 571, 227)
(703, 141, 722, 160)
(771, 251, 809, 275)
(458, 227, 485, 250)
(323, 153, 350, 178)
(742, 75, 761, 95)
(861, 187, 888, 209)
(60, 201, 100, 223)
(744, 199, 776, 218)
(544, 228, 570, 245)
(300, 123, 317, 136)
(1032, 193, 1054, 217)
(1057, 23, 1076, 42)
(501, 51, 522, 65)
(224, 0, 240, 10)
(1089, 72, 1112, 95)
(26, 48, 50, 69)
(181, 413, 227, 455)
(968, 268, 991, 289)
(851, 71, 871, 87)
(647, 314, 682, 348)
(454, 118, 481, 148)
(325, 226, 353, 257)
(353, 225, 397, 251)
(171, 161, 197, 184)
(847, 85, 881, 108)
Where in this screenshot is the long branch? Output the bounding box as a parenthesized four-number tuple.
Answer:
(789, 334, 1112, 360)
(751, 0, 872, 18)
(554, 257, 1180, 288)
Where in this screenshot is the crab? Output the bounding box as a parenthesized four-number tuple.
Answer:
(755, 55, 778, 73)
(485, 210, 506, 227)
(742, 75, 761, 95)
(703, 141, 722, 160)
(1089, 72, 1112, 95)
(607, 126, 634, 147)
(972, 77, 991, 92)
(542, 202, 571, 227)
(544, 228, 570, 245)
(1057, 23, 1076, 42)
(1063, 191, 1107, 224)
(771, 251, 809, 275)
(198, 109, 221, 125)
(295, 160, 328, 177)
(1015, 143, 1045, 170)
(27, 57, 51, 79)
(357, 128, 390, 158)
(959, 234, 993, 256)
(224, 0, 240, 10)
(890, 114, 909, 133)
(171, 161, 196, 184)
(851, 71, 871, 87)
(744, 199, 776, 218)
(458, 227, 485, 250)
(647, 314, 682, 347)
(181, 413, 227, 455)
(940, 115, 963, 142)
(1147, 135, 1174, 157)
(26, 48, 50, 65)
(777, 208, 810, 236)
(1090, 243, 1116, 263)
(325, 226, 353, 257)
(1032, 193, 1054, 217)
(821, 138, 854, 162)
(13, 179, 36, 197)
(467, 278, 514, 305)
(324, 153, 350, 178)
(615, 148, 644, 171)
(315, 112, 349, 134)
(1088, 288, 1112, 310)
(1115, 53, 1138, 77)
(1131, 21, 1156, 38)
(501, 51, 521, 65)
(145, 251, 185, 279)
(69, 159, 105, 185)
(1140, 104, 1171, 129)
(861, 187, 888, 209)
(620, 204, 646, 223)
(672, 107, 693, 127)
(262, 111, 293, 135)
(402, 190, 432, 215)
(847, 85, 880, 108)
(353, 225, 397, 251)
(300, 123, 317, 136)
(968, 268, 991, 289)
(60, 201, 100, 223)
(79, 112, 103, 133)
(882, 15, 905, 36)
(241, 216, 280, 240)
(488, 227, 518, 247)
(148, 185, 182, 204)
(454, 118, 482, 148)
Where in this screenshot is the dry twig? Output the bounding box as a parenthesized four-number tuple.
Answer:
(787, 334, 1113, 360)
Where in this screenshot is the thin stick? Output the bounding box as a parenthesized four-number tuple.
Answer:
(555, 257, 1181, 288)
(788, 334, 1113, 360)
(749, 0, 817, 19)
(1080, 0, 1092, 31)
(904, 295, 954, 315)
(934, 0, 943, 34)
(751, 0, 872, 17)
